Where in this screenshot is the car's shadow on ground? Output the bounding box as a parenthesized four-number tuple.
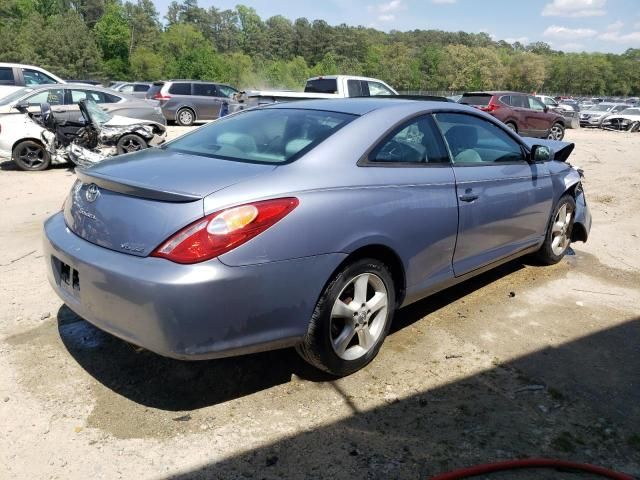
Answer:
(0, 159, 73, 171)
(57, 259, 528, 411)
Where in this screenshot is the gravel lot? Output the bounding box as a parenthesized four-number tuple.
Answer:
(1, 127, 639, 479)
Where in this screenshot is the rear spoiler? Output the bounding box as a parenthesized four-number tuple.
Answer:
(75, 168, 202, 203)
(520, 137, 575, 162)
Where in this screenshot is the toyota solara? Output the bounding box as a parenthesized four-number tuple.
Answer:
(43, 99, 591, 376)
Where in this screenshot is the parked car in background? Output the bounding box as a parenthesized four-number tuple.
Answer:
(600, 107, 640, 131)
(459, 91, 566, 139)
(43, 98, 590, 376)
(535, 95, 575, 112)
(625, 97, 639, 106)
(580, 103, 629, 127)
(146, 80, 239, 126)
(0, 63, 65, 99)
(0, 85, 164, 124)
(112, 82, 152, 99)
(234, 75, 398, 112)
(0, 85, 165, 166)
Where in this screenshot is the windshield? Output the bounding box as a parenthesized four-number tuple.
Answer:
(621, 108, 640, 115)
(165, 108, 356, 164)
(83, 98, 113, 125)
(0, 87, 33, 106)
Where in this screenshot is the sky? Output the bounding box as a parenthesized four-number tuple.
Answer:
(152, 0, 640, 54)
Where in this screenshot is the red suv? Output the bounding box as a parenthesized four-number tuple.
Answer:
(460, 92, 566, 140)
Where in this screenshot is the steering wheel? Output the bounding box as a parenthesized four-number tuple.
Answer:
(378, 140, 411, 162)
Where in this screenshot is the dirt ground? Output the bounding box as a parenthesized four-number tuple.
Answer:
(0, 127, 639, 479)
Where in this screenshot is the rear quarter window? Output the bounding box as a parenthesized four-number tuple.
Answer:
(133, 84, 149, 92)
(168, 83, 191, 95)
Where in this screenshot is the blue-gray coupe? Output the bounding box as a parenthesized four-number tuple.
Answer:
(43, 98, 591, 376)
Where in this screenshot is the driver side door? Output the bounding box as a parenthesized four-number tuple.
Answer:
(434, 112, 553, 276)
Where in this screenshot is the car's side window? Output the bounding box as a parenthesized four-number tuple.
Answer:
(193, 83, 218, 96)
(367, 81, 394, 96)
(24, 88, 64, 106)
(511, 95, 528, 108)
(70, 89, 111, 104)
(0, 67, 15, 85)
(133, 84, 149, 92)
(499, 95, 512, 106)
(120, 84, 134, 93)
(347, 79, 366, 97)
(22, 69, 57, 86)
(528, 97, 546, 111)
(169, 82, 191, 95)
(217, 85, 238, 98)
(435, 113, 525, 165)
(369, 115, 450, 164)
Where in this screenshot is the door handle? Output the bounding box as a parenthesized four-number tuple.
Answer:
(459, 190, 479, 202)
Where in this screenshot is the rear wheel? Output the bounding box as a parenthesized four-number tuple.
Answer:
(13, 140, 50, 171)
(176, 108, 195, 126)
(535, 195, 576, 265)
(548, 122, 565, 141)
(505, 121, 518, 133)
(116, 134, 147, 155)
(296, 258, 395, 376)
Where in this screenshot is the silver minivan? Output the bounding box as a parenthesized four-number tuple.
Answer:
(146, 80, 238, 126)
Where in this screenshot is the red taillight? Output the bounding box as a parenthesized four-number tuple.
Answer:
(480, 103, 498, 112)
(151, 198, 299, 264)
(153, 92, 171, 100)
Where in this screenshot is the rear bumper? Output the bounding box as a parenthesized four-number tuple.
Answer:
(43, 212, 345, 360)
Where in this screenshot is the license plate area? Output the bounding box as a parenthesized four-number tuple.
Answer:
(53, 256, 80, 295)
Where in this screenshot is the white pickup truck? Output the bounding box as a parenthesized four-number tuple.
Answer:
(233, 75, 398, 111)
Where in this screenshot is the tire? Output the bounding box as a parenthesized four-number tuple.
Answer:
(506, 122, 518, 133)
(548, 122, 565, 141)
(535, 194, 576, 265)
(116, 134, 148, 155)
(296, 258, 395, 376)
(13, 140, 50, 171)
(176, 108, 195, 126)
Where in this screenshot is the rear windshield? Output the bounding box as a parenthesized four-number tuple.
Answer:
(304, 79, 338, 94)
(165, 108, 356, 164)
(460, 94, 493, 106)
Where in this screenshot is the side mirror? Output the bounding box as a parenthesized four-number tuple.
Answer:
(530, 145, 552, 163)
(14, 102, 30, 113)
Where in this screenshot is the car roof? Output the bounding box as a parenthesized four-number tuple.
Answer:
(264, 97, 467, 116)
(463, 91, 526, 96)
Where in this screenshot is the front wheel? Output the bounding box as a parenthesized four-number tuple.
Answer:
(13, 140, 51, 171)
(296, 258, 395, 376)
(535, 195, 576, 265)
(548, 122, 565, 141)
(116, 134, 148, 155)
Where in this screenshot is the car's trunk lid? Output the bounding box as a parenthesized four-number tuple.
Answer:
(64, 148, 275, 257)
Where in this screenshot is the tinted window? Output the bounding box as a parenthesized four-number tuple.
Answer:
(133, 84, 150, 92)
(0, 67, 15, 85)
(22, 69, 57, 86)
(367, 81, 394, 96)
(347, 80, 366, 97)
(499, 95, 512, 106)
(166, 108, 355, 164)
(460, 94, 492, 106)
(304, 79, 338, 94)
(528, 97, 546, 111)
(370, 115, 449, 164)
(168, 82, 191, 95)
(192, 83, 217, 96)
(217, 85, 238, 98)
(510, 95, 528, 108)
(435, 113, 524, 164)
(24, 88, 65, 106)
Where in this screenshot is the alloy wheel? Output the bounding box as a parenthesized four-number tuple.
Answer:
(551, 203, 574, 256)
(178, 110, 194, 125)
(18, 145, 45, 168)
(548, 125, 564, 140)
(330, 273, 389, 361)
(121, 137, 144, 152)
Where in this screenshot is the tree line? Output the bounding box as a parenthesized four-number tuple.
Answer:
(1, 0, 639, 95)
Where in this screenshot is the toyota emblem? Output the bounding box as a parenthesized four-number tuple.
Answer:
(85, 184, 100, 203)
